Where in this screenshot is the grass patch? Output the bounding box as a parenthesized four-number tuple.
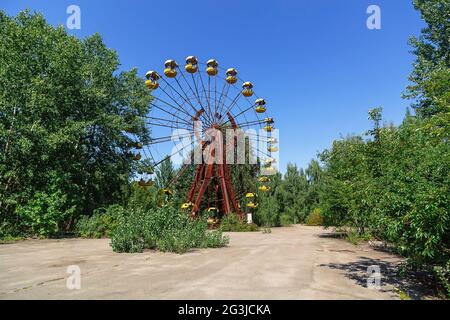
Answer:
(0, 235, 24, 244)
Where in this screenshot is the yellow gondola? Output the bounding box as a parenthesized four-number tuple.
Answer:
(226, 68, 238, 84)
(185, 56, 198, 73)
(264, 157, 276, 165)
(263, 125, 274, 132)
(181, 202, 194, 209)
(138, 179, 154, 187)
(133, 153, 142, 161)
(255, 98, 266, 113)
(256, 105, 266, 113)
(160, 188, 173, 195)
(264, 166, 277, 174)
(138, 178, 146, 187)
(206, 59, 218, 76)
(268, 146, 279, 152)
(242, 82, 253, 97)
(247, 202, 258, 208)
(144, 166, 154, 175)
(245, 192, 256, 198)
(145, 79, 159, 89)
(164, 60, 178, 78)
(259, 185, 270, 192)
(145, 71, 160, 89)
(134, 142, 143, 149)
(258, 176, 270, 183)
(207, 217, 218, 223)
(264, 117, 274, 124)
(267, 137, 278, 144)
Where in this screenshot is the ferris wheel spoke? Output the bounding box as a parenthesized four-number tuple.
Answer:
(162, 164, 192, 189)
(152, 141, 194, 168)
(218, 91, 242, 124)
(214, 76, 218, 120)
(145, 115, 192, 127)
(236, 119, 266, 128)
(150, 132, 193, 143)
(146, 116, 194, 131)
(189, 72, 214, 126)
(146, 121, 190, 130)
(173, 76, 205, 120)
(207, 76, 215, 123)
(147, 137, 184, 145)
(153, 94, 192, 119)
(242, 131, 274, 142)
(150, 102, 192, 125)
(146, 122, 193, 132)
(159, 76, 199, 115)
(215, 81, 229, 121)
(155, 86, 195, 119)
(178, 69, 206, 117)
(252, 145, 276, 160)
(196, 67, 215, 124)
(147, 135, 193, 146)
(223, 104, 256, 125)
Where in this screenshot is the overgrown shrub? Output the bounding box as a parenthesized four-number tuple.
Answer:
(319, 114, 450, 266)
(433, 261, 450, 298)
(305, 208, 323, 226)
(110, 206, 229, 254)
(76, 205, 125, 238)
(279, 214, 293, 226)
(219, 213, 259, 232)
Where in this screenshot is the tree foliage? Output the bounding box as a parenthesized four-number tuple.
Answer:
(404, 0, 450, 118)
(0, 11, 151, 236)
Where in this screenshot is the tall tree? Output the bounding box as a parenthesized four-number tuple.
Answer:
(404, 0, 450, 118)
(0, 11, 152, 236)
(155, 158, 175, 189)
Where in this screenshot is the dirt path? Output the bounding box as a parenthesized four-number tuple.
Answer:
(0, 225, 419, 299)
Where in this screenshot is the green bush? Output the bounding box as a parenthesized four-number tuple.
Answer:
(110, 206, 229, 254)
(14, 176, 76, 237)
(280, 214, 293, 226)
(219, 213, 259, 232)
(434, 261, 450, 298)
(305, 208, 324, 226)
(76, 205, 125, 238)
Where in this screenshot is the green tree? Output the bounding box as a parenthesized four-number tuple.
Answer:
(404, 0, 450, 118)
(305, 159, 324, 216)
(0, 11, 152, 236)
(155, 158, 175, 189)
(280, 163, 308, 223)
(254, 172, 282, 227)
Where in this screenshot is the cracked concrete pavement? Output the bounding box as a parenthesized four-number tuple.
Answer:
(0, 225, 415, 299)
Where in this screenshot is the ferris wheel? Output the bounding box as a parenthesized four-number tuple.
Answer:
(130, 56, 278, 217)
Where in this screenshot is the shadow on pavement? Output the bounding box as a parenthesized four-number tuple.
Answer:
(319, 256, 434, 300)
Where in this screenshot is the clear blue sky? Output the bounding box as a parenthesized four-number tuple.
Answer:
(2, 0, 424, 172)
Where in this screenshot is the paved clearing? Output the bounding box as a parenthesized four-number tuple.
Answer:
(0, 225, 419, 299)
